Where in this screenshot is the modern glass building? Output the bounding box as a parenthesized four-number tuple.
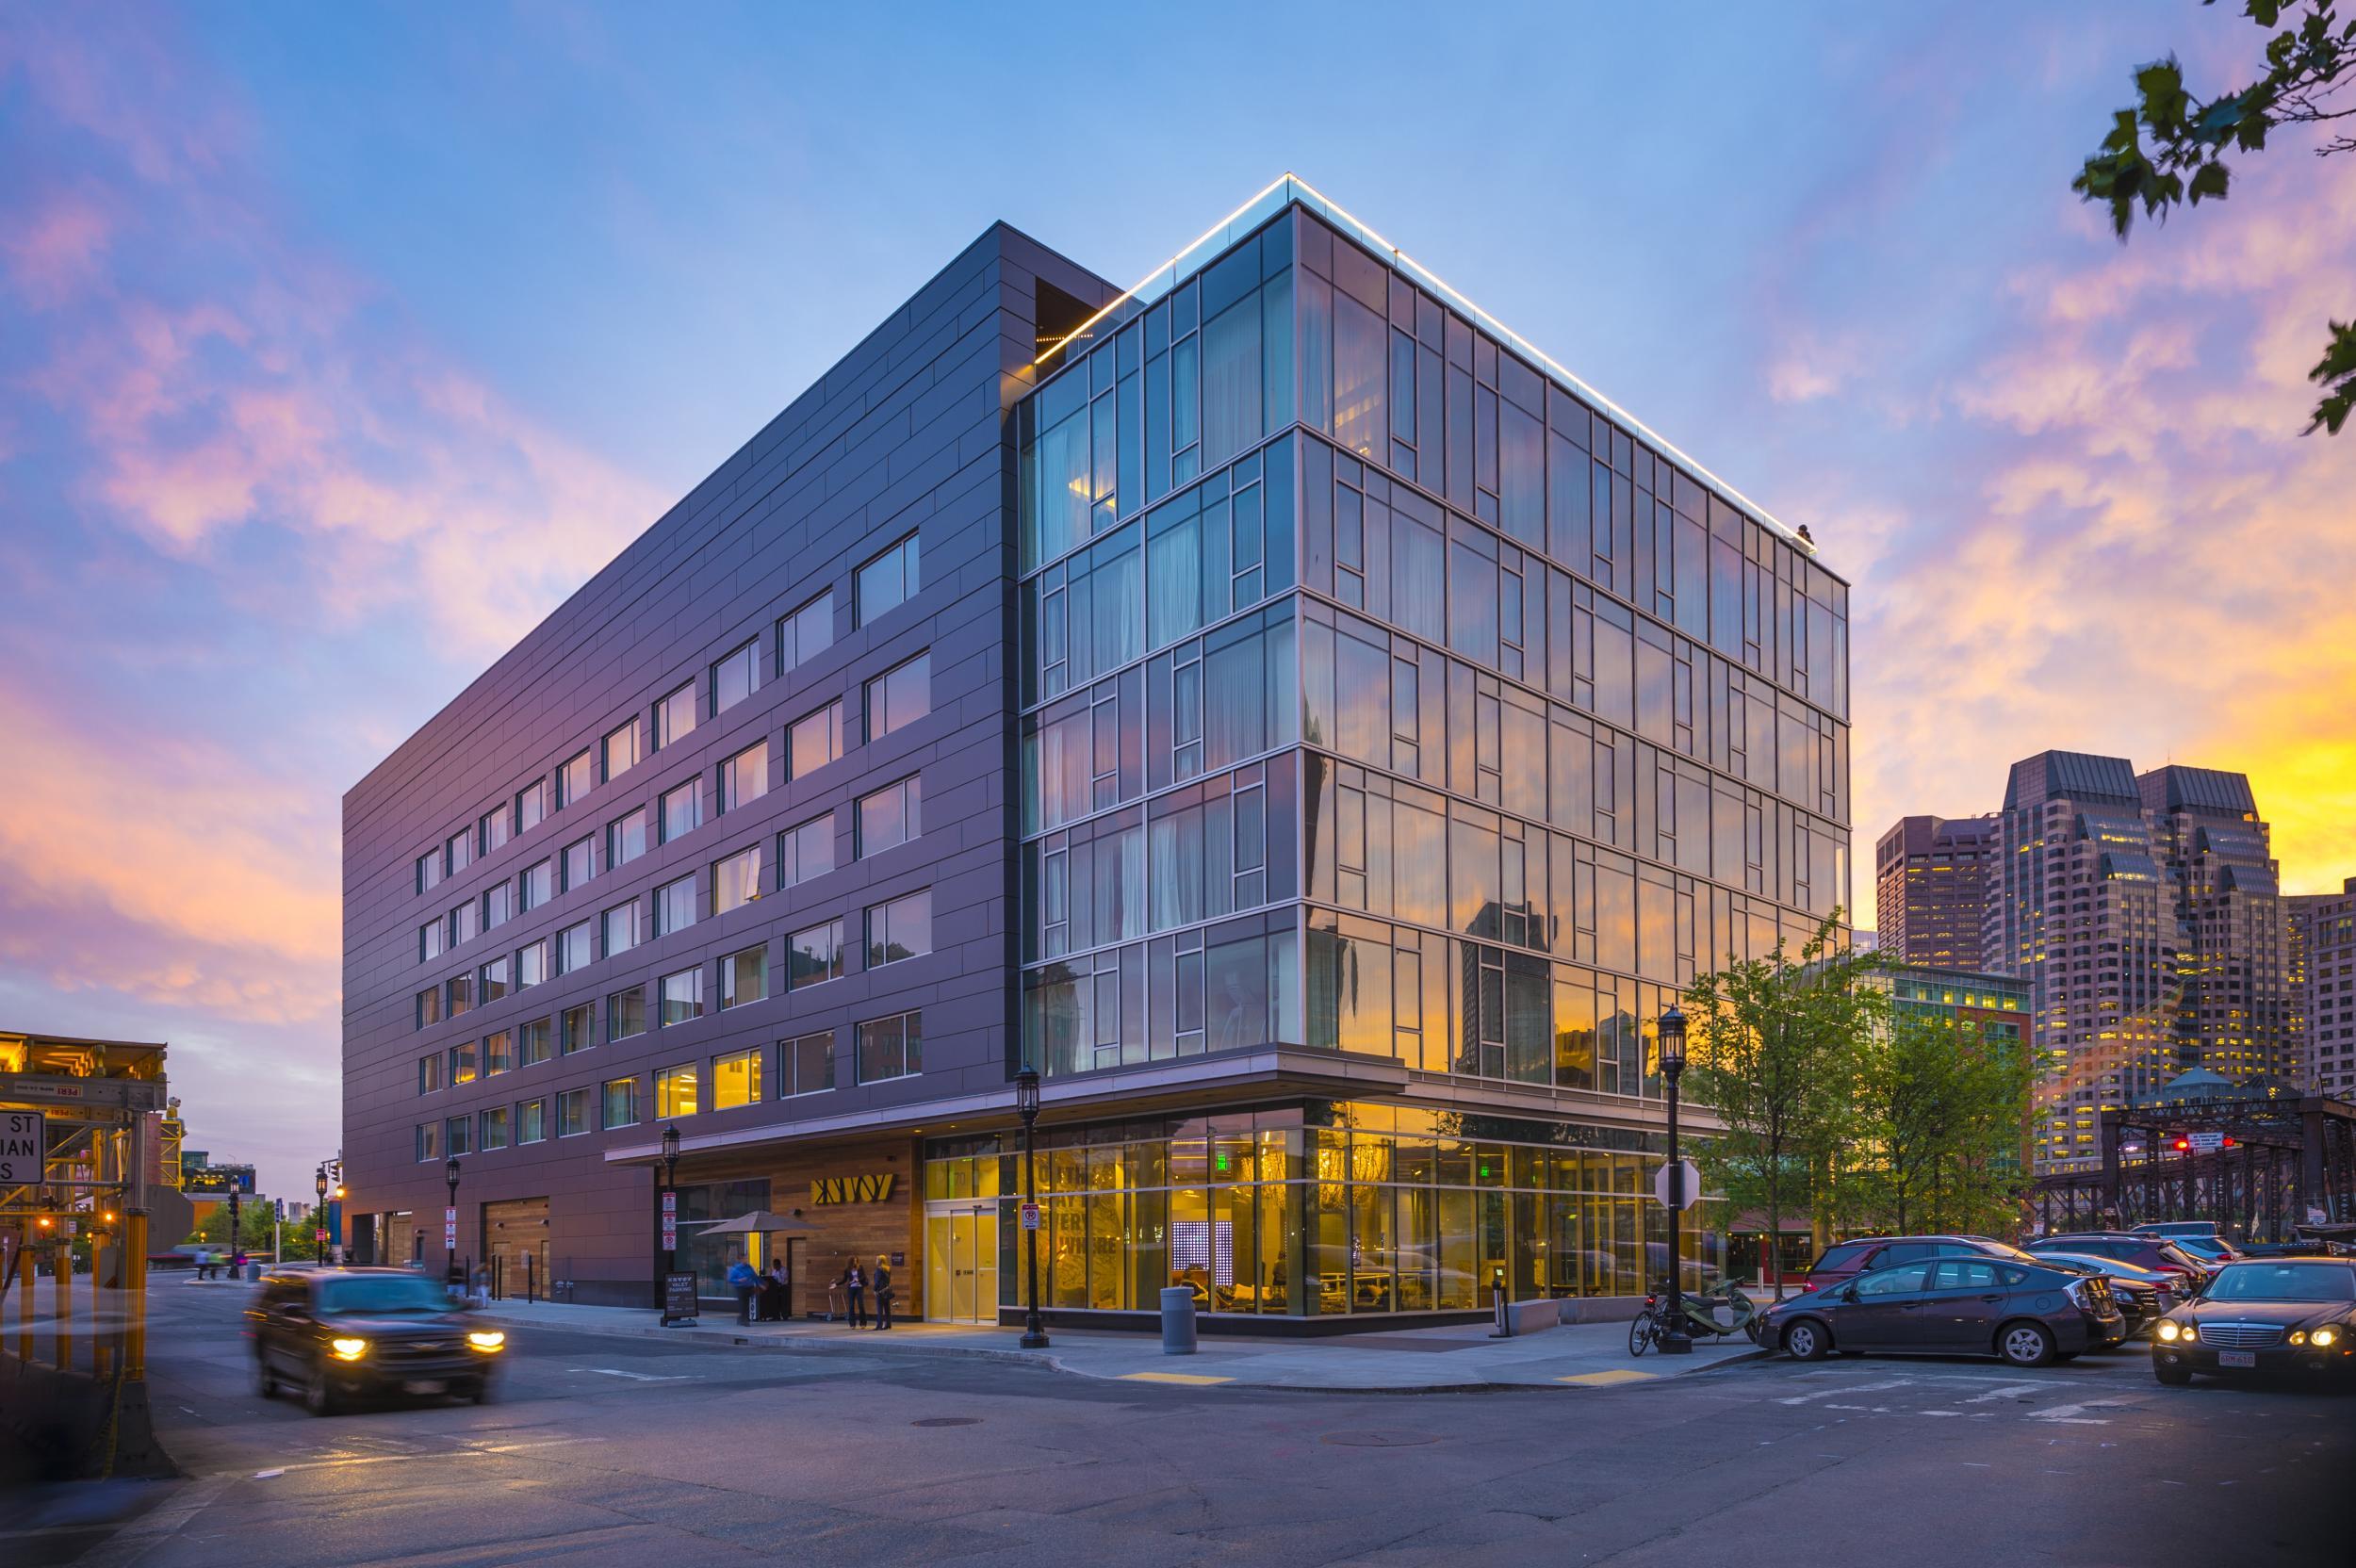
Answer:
(341, 178, 1850, 1328)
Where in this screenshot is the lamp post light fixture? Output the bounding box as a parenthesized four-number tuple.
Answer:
(1657, 1003, 1693, 1355)
(1015, 1066, 1048, 1349)
(444, 1154, 463, 1289)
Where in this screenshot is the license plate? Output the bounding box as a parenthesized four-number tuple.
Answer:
(401, 1379, 447, 1395)
(2217, 1350, 2256, 1369)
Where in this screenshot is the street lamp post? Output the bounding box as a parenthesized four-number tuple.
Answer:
(444, 1154, 463, 1291)
(1015, 1067, 1048, 1349)
(1658, 1004, 1693, 1355)
(314, 1167, 328, 1266)
(659, 1123, 681, 1311)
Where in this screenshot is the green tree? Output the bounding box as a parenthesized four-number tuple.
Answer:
(2072, 0, 2356, 433)
(188, 1200, 312, 1259)
(1682, 914, 1886, 1299)
(1848, 1011, 2036, 1237)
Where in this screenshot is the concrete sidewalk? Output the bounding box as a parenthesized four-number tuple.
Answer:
(472, 1297, 1765, 1391)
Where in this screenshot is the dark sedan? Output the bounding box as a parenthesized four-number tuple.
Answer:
(247, 1266, 506, 1414)
(2150, 1259, 2356, 1385)
(2028, 1233, 2212, 1293)
(1761, 1254, 2125, 1367)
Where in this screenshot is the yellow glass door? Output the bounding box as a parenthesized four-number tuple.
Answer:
(927, 1206, 997, 1324)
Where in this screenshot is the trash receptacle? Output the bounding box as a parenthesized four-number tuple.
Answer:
(1159, 1286, 1198, 1355)
(245, 1262, 262, 1282)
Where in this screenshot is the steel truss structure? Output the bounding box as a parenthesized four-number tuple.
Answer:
(2032, 1093, 2356, 1241)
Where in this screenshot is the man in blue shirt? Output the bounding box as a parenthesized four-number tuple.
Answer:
(727, 1255, 760, 1326)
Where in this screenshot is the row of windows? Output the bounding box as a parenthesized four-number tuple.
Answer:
(416, 1011, 925, 1161)
(411, 531, 918, 900)
(419, 871, 933, 1031)
(417, 647, 928, 970)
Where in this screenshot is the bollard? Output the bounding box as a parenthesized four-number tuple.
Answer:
(1160, 1285, 1198, 1355)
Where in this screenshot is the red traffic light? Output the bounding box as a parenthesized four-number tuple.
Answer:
(2171, 1137, 2189, 1152)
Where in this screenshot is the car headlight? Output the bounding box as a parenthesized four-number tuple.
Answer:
(2313, 1326, 2339, 1348)
(2291, 1331, 2307, 1345)
(2155, 1320, 2182, 1341)
(330, 1337, 369, 1361)
(466, 1330, 506, 1351)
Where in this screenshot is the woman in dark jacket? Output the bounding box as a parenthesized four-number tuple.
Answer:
(843, 1261, 868, 1330)
(872, 1254, 894, 1330)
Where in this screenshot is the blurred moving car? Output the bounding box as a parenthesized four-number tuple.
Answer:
(2150, 1258, 2356, 1385)
(1759, 1255, 2125, 1367)
(246, 1266, 505, 1415)
(2027, 1233, 2212, 1294)
(2031, 1250, 2181, 1335)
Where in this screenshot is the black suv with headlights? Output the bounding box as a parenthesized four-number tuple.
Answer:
(2150, 1259, 2356, 1385)
(246, 1267, 506, 1414)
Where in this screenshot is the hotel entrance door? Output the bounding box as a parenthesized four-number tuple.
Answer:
(924, 1206, 998, 1324)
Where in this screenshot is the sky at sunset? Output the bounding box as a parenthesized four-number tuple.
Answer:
(4, 4, 2352, 1202)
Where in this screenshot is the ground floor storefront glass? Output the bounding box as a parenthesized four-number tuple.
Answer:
(924, 1101, 1722, 1320)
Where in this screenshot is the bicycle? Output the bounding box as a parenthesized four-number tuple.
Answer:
(1628, 1286, 1671, 1356)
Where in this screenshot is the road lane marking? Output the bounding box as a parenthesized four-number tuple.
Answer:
(1557, 1369, 1657, 1386)
(1961, 1381, 2046, 1404)
(2024, 1403, 2108, 1425)
(1777, 1378, 1914, 1406)
(1118, 1371, 1234, 1385)
(565, 1366, 696, 1381)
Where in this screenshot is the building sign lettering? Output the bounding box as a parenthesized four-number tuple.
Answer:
(810, 1173, 895, 1205)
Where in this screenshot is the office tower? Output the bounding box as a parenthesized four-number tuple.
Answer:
(1873, 813, 1996, 969)
(2138, 765, 2296, 1084)
(2293, 878, 2356, 1097)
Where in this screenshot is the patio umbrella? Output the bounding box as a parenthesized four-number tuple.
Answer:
(693, 1211, 818, 1236)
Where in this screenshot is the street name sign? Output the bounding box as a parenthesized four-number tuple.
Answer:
(0, 1111, 45, 1184)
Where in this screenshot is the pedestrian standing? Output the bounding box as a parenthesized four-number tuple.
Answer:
(844, 1261, 868, 1330)
(872, 1254, 894, 1331)
(728, 1254, 761, 1326)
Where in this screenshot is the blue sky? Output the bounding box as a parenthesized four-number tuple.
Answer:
(4, 3, 2352, 1202)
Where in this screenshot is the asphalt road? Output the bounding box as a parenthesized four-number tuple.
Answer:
(15, 1283, 2349, 1567)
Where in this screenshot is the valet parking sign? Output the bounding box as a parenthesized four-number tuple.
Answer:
(0, 1111, 44, 1184)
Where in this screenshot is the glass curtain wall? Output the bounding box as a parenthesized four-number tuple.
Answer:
(936, 1102, 1723, 1319)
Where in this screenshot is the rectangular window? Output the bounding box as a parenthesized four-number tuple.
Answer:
(857, 1010, 922, 1084)
(563, 835, 595, 890)
(608, 808, 648, 869)
(450, 1037, 478, 1085)
(483, 880, 514, 931)
(719, 741, 769, 811)
(558, 748, 594, 808)
(778, 813, 835, 888)
(556, 1088, 589, 1137)
(420, 919, 446, 964)
(417, 1053, 443, 1095)
(656, 681, 696, 749)
(864, 651, 929, 741)
(483, 1027, 514, 1075)
(789, 701, 843, 777)
(446, 828, 473, 877)
(601, 900, 640, 957)
(720, 943, 768, 1008)
(515, 938, 548, 989)
(778, 591, 834, 674)
(558, 919, 593, 974)
(480, 805, 511, 856)
(712, 1047, 761, 1109)
(659, 967, 703, 1025)
(857, 533, 920, 624)
(864, 889, 933, 968)
(517, 1099, 547, 1144)
(607, 985, 646, 1042)
(782, 1032, 834, 1097)
(449, 901, 478, 947)
(600, 1076, 639, 1130)
(788, 919, 844, 989)
(855, 775, 921, 858)
(416, 1121, 439, 1162)
(446, 1114, 471, 1157)
(712, 845, 760, 916)
(516, 777, 549, 834)
(655, 874, 696, 936)
(518, 1016, 552, 1066)
(561, 1002, 595, 1054)
(446, 972, 472, 1018)
(416, 987, 442, 1029)
(661, 778, 701, 841)
(417, 850, 443, 894)
(480, 1104, 510, 1151)
(712, 640, 759, 714)
(656, 1061, 699, 1118)
(520, 858, 552, 910)
(602, 717, 642, 781)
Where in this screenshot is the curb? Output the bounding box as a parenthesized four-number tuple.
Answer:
(478, 1306, 1774, 1392)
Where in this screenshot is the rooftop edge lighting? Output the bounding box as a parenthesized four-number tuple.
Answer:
(1032, 172, 1814, 557)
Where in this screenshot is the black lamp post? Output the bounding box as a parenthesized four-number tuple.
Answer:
(660, 1123, 682, 1303)
(444, 1154, 463, 1288)
(1015, 1067, 1047, 1349)
(1658, 1004, 1693, 1354)
(314, 1166, 328, 1266)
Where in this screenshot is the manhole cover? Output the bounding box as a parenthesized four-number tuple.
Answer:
(910, 1417, 981, 1428)
(1319, 1430, 1438, 1447)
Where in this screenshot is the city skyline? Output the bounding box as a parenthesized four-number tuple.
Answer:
(6, 5, 2356, 1202)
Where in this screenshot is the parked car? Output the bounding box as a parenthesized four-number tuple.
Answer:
(1799, 1234, 2044, 1295)
(2032, 1250, 2181, 1335)
(1760, 1254, 2125, 1367)
(246, 1266, 505, 1415)
(2150, 1258, 2356, 1385)
(2132, 1223, 2245, 1265)
(2028, 1233, 2212, 1293)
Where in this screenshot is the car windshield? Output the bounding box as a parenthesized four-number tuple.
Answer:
(2204, 1264, 2356, 1303)
(315, 1276, 455, 1315)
